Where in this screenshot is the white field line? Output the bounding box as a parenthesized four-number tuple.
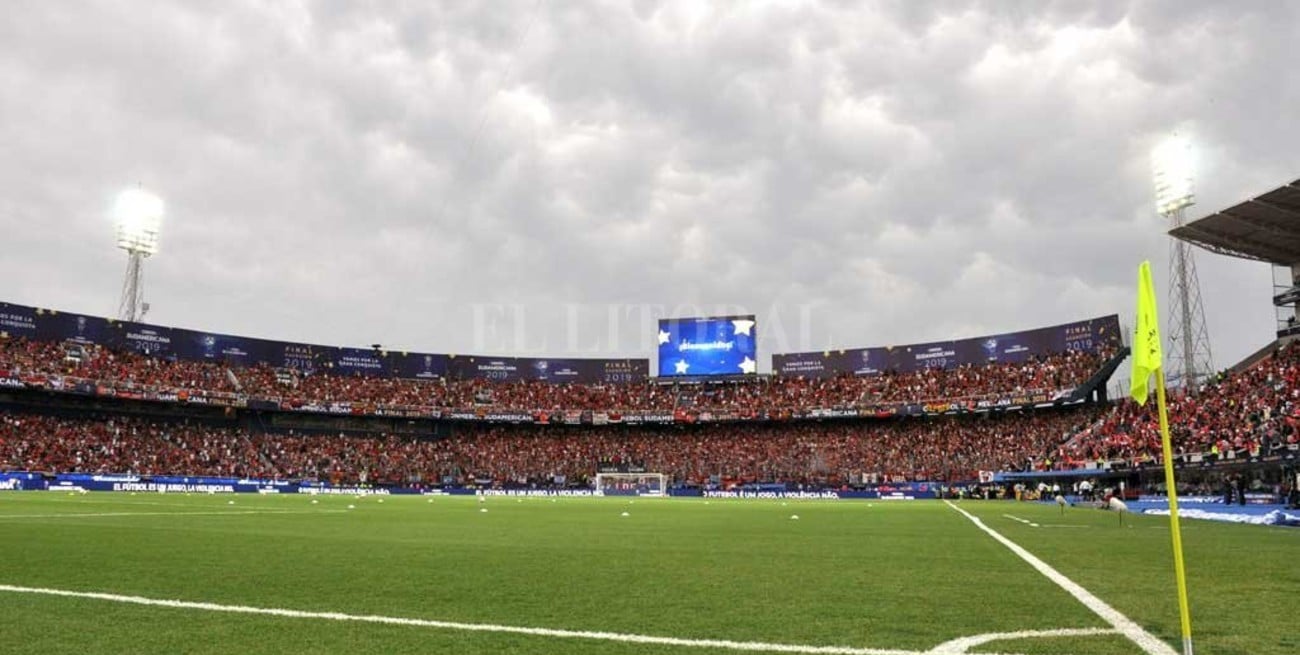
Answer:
(0, 583, 1119, 655)
(0, 584, 917, 655)
(0, 510, 346, 520)
(1001, 515, 1040, 527)
(927, 627, 1117, 654)
(5, 498, 206, 509)
(945, 501, 1177, 655)
(1000, 515, 1088, 530)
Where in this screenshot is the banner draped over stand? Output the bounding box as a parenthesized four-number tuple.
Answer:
(772, 315, 1121, 378)
(0, 301, 647, 384)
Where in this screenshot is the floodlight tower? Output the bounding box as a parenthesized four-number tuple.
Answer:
(113, 187, 164, 322)
(1152, 135, 1213, 392)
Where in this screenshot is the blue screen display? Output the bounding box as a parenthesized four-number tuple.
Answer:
(657, 315, 757, 377)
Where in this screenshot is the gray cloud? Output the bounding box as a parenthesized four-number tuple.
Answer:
(1, 0, 1295, 370)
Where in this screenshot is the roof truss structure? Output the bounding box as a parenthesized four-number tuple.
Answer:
(1169, 179, 1300, 265)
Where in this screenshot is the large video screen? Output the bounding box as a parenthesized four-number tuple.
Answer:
(657, 315, 757, 377)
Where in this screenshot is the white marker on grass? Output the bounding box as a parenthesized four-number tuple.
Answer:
(1107, 497, 1130, 526)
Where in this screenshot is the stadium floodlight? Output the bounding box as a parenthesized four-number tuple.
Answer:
(114, 188, 164, 255)
(113, 187, 164, 322)
(1151, 133, 1213, 394)
(1152, 134, 1195, 216)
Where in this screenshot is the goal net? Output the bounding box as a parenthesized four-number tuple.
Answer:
(594, 472, 668, 497)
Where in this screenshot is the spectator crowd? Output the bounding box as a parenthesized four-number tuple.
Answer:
(1, 335, 1112, 414)
(1040, 343, 1300, 469)
(6, 339, 1298, 484)
(1, 408, 1105, 486)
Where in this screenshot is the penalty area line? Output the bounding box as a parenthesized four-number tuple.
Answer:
(0, 583, 1127, 655)
(945, 501, 1177, 655)
(0, 583, 915, 655)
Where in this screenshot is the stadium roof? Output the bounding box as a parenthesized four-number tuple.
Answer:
(1169, 179, 1300, 266)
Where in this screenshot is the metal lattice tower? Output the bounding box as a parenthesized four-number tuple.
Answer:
(1165, 206, 1214, 392)
(118, 250, 147, 322)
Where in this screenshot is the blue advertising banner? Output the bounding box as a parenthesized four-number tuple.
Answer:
(529, 358, 648, 384)
(105, 320, 175, 357)
(389, 351, 449, 380)
(448, 356, 526, 381)
(896, 339, 961, 371)
(772, 314, 1122, 377)
(658, 315, 757, 377)
(0, 472, 44, 491)
(1, 300, 656, 385)
(267, 340, 335, 372)
(41, 473, 429, 495)
(447, 356, 648, 383)
(1052, 314, 1121, 354)
(974, 330, 1037, 364)
(34, 308, 110, 346)
(333, 347, 386, 376)
(0, 302, 37, 338)
(694, 483, 941, 500)
(768, 347, 890, 378)
(172, 328, 268, 366)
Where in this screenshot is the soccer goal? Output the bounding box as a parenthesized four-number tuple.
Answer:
(593, 472, 668, 497)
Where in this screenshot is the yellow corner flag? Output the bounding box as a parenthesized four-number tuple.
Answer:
(1131, 260, 1162, 405)
(1131, 260, 1195, 655)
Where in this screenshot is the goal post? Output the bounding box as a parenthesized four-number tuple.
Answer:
(593, 472, 668, 497)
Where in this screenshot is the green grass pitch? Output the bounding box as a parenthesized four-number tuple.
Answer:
(0, 493, 1295, 654)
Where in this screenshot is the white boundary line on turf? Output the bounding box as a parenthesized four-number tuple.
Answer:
(0, 510, 346, 520)
(927, 627, 1116, 654)
(944, 501, 1177, 655)
(1001, 514, 1040, 527)
(0, 583, 1121, 655)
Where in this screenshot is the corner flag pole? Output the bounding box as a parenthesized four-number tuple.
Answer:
(1131, 260, 1194, 655)
(1155, 368, 1194, 655)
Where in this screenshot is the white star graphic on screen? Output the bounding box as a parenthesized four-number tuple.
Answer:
(674, 360, 689, 375)
(658, 329, 671, 345)
(738, 356, 756, 374)
(731, 319, 755, 336)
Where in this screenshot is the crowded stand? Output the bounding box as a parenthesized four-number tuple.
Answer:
(429, 409, 1107, 485)
(12, 327, 1298, 484)
(0, 337, 238, 392)
(1042, 342, 1300, 469)
(0, 314, 1130, 486)
(0, 413, 261, 479)
(0, 407, 1105, 486)
(2, 334, 1113, 414)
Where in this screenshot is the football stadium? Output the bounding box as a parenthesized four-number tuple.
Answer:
(3, 4, 1299, 655)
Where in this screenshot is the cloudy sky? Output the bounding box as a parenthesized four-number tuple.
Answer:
(2, 0, 1296, 370)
